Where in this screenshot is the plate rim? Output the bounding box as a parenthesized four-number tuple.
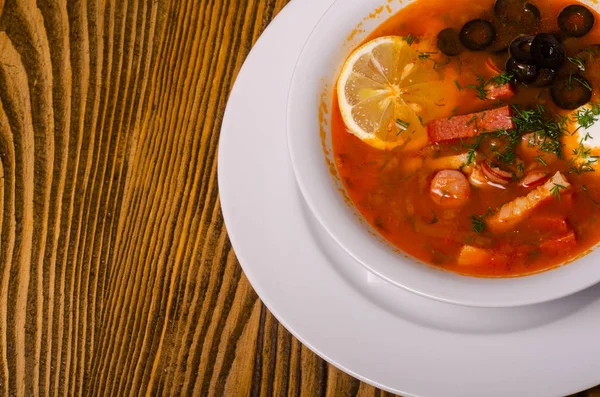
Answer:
(218, 1, 600, 395)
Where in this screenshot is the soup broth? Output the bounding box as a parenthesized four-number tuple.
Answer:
(332, 0, 600, 276)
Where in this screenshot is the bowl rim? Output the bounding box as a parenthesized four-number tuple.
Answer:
(286, 0, 600, 308)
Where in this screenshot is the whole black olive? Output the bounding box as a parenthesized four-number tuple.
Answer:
(460, 19, 496, 51)
(437, 28, 463, 56)
(507, 57, 538, 83)
(509, 35, 535, 63)
(551, 75, 592, 109)
(531, 33, 566, 68)
(531, 68, 556, 87)
(494, 0, 541, 27)
(558, 5, 595, 38)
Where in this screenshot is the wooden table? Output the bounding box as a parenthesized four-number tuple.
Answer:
(0, 0, 598, 395)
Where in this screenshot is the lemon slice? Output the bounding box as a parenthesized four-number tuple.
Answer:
(337, 36, 451, 150)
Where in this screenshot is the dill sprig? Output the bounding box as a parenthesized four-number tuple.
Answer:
(568, 55, 586, 71)
(550, 183, 567, 201)
(569, 141, 599, 174)
(511, 104, 567, 159)
(471, 207, 494, 234)
(403, 34, 418, 45)
(573, 102, 600, 130)
(460, 136, 483, 169)
(582, 185, 600, 205)
(471, 216, 486, 234)
(488, 70, 514, 86)
(418, 51, 438, 62)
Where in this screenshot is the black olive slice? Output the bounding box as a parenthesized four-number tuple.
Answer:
(532, 68, 556, 87)
(506, 57, 538, 83)
(558, 5, 595, 38)
(437, 28, 463, 56)
(509, 35, 535, 63)
(531, 33, 566, 68)
(551, 75, 592, 109)
(460, 19, 496, 51)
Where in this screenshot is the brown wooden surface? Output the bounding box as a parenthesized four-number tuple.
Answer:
(0, 0, 598, 395)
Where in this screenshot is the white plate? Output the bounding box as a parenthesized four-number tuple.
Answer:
(218, 1, 600, 396)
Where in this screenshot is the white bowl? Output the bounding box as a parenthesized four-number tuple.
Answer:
(286, 0, 600, 307)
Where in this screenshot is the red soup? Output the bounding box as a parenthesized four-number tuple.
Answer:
(332, 0, 600, 277)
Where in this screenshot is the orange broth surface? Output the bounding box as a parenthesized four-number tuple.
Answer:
(332, 0, 600, 276)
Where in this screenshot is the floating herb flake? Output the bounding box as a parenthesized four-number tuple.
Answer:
(582, 185, 600, 205)
(403, 34, 418, 45)
(550, 183, 567, 201)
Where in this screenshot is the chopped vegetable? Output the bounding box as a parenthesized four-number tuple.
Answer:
(458, 245, 492, 266)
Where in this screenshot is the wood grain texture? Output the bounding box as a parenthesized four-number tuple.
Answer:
(0, 0, 598, 395)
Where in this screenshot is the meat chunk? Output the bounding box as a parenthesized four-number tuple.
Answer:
(486, 172, 571, 233)
(430, 170, 471, 208)
(427, 106, 514, 143)
(485, 83, 515, 100)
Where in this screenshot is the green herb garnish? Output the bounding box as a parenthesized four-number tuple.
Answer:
(574, 76, 593, 91)
(534, 155, 547, 166)
(396, 118, 410, 133)
(511, 104, 567, 159)
(488, 70, 514, 86)
(569, 140, 599, 174)
(466, 83, 488, 100)
(568, 55, 586, 71)
(573, 102, 600, 130)
(403, 34, 418, 45)
(550, 183, 567, 201)
(582, 185, 600, 205)
(466, 115, 478, 126)
(471, 216, 486, 234)
(460, 136, 483, 168)
(448, 106, 458, 119)
(418, 51, 438, 62)
(471, 207, 494, 234)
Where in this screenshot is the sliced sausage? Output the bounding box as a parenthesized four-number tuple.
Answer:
(430, 170, 471, 208)
(427, 106, 515, 143)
